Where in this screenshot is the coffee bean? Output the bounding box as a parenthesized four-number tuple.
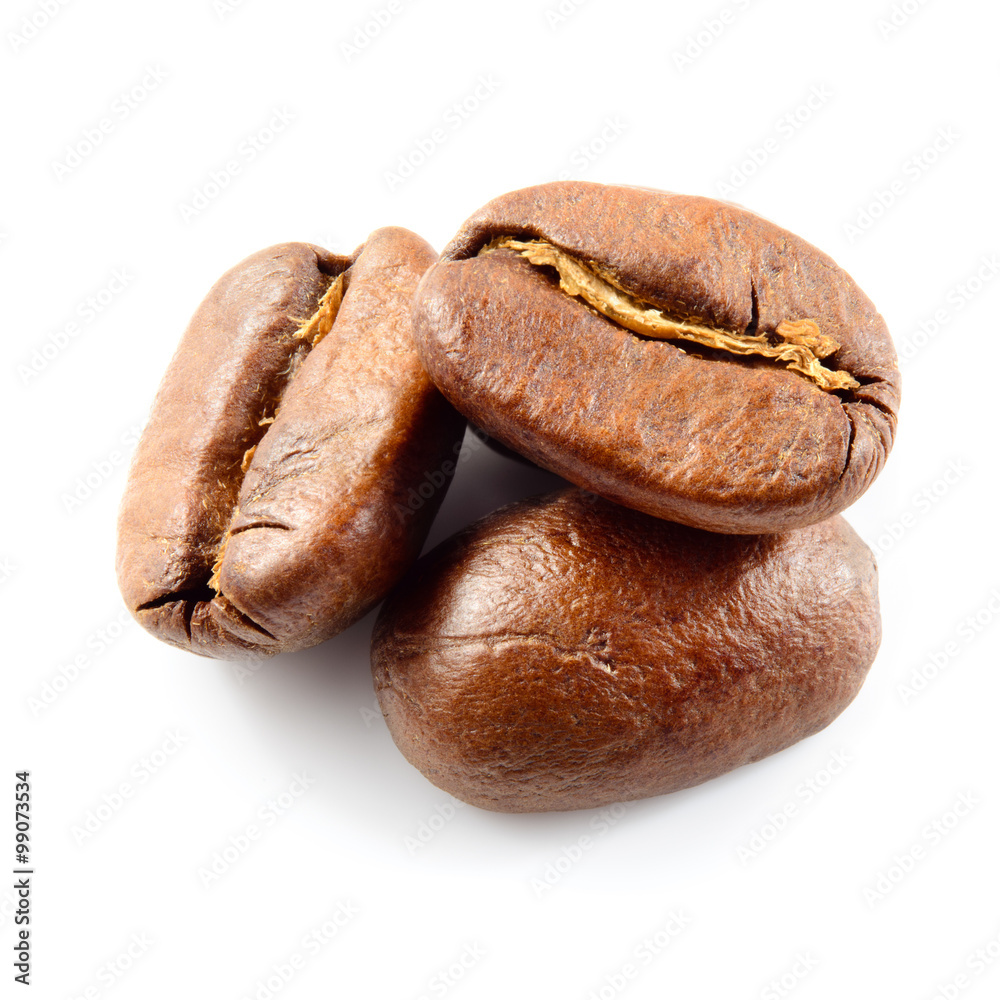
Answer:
(371, 488, 880, 812)
(117, 228, 465, 659)
(411, 182, 900, 533)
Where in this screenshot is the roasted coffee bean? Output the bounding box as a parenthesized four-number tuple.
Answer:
(117, 228, 465, 660)
(411, 182, 900, 534)
(371, 488, 880, 813)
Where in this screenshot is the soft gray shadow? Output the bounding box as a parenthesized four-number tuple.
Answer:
(423, 428, 569, 551)
(208, 434, 798, 878)
(212, 434, 574, 841)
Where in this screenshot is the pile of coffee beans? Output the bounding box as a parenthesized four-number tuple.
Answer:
(117, 181, 899, 812)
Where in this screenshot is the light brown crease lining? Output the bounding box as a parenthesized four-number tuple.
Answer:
(208, 269, 347, 597)
(294, 271, 345, 347)
(484, 238, 859, 393)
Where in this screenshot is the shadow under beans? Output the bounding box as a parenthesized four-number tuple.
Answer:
(215, 602, 817, 885)
(207, 436, 796, 877)
(423, 427, 569, 551)
(207, 438, 567, 835)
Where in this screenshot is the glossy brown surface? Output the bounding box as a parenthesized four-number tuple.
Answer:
(371, 489, 880, 812)
(412, 182, 900, 533)
(117, 228, 466, 660)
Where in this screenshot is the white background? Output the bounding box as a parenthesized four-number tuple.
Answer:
(3, 0, 999, 997)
